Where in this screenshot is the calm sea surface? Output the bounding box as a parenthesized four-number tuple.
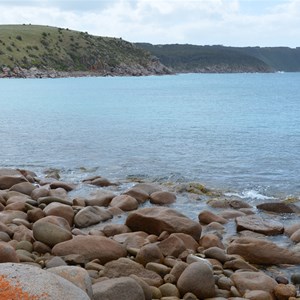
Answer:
(0, 73, 299, 198)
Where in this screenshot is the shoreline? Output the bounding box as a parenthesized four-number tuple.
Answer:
(0, 167, 299, 299)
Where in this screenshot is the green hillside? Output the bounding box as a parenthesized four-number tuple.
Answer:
(137, 43, 300, 73)
(0, 24, 169, 76)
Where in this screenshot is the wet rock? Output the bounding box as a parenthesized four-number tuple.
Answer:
(198, 210, 228, 225)
(31, 187, 49, 200)
(83, 175, 115, 187)
(110, 194, 139, 211)
(92, 277, 145, 300)
(236, 215, 284, 235)
(219, 210, 246, 219)
(257, 202, 300, 214)
(33, 215, 72, 247)
(203, 247, 229, 263)
(85, 190, 115, 206)
(125, 207, 202, 240)
(74, 206, 112, 228)
(150, 191, 176, 205)
(158, 234, 187, 257)
(52, 236, 127, 264)
(285, 223, 300, 236)
(177, 261, 216, 299)
(123, 187, 150, 203)
(290, 228, 300, 243)
(227, 237, 300, 265)
(49, 181, 75, 191)
(199, 233, 225, 249)
(230, 271, 277, 295)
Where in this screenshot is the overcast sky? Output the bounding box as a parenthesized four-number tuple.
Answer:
(1, 0, 299, 47)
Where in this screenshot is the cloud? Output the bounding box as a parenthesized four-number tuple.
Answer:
(0, 0, 299, 47)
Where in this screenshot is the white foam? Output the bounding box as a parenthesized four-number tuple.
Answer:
(225, 190, 275, 200)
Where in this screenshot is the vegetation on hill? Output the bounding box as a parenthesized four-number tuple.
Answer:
(137, 43, 300, 73)
(0, 24, 169, 77)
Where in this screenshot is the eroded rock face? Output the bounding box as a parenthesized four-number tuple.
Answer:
(52, 236, 127, 264)
(125, 207, 202, 240)
(227, 237, 300, 265)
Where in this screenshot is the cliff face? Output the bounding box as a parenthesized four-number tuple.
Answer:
(0, 25, 171, 78)
(137, 43, 300, 73)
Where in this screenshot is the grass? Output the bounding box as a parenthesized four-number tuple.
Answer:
(0, 24, 153, 71)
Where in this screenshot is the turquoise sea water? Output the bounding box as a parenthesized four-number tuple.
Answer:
(0, 73, 299, 197)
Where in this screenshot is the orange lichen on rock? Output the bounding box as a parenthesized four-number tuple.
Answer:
(0, 275, 48, 300)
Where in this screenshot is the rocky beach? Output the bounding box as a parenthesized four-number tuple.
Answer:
(0, 167, 299, 299)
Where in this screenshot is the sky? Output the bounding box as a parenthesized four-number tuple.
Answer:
(0, 0, 299, 47)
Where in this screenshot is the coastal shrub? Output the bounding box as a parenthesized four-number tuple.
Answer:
(26, 45, 32, 50)
(16, 35, 22, 41)
(42, 32, 47, 38)
(6, 46, 13, 52)
(33, 46, 39, 50)
(0, 50, 4, 55)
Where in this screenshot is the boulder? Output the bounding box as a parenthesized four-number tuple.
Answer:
(92, 277, 145, 300)
(103, 257, 163, 287)
(290, 228, 300, 243)
(236, 215, 284, 235)
(48, 265, 93, 299)
(110, 195, 139, 211)
(243, 290, 273, 300)
(43, 202, 74, 226)
(150, 191, 176, 205)
(0, 263, 89, 299)
(49, 181, 75, 191)
(133, 183, 162, 194)
(0, 210, 27, 224)
(123, 187, 149, 203)
(52, 236, 127, 264)
(0, 175, 27, 190)
(9, 182, 37, 196)
(102, 224, 131, 237)
(227, 237, 300, 265)
(85, 190, 115, 206)
(274, 283, 297, 300)
(74, 206, 112, 228)
(199, 233, 225, 249)
(31, 187, 49, 200)
(0, 242, 19, 263)
(177, 261, 216, 299)
(136, 243, 164, 266)
(198, 210, 228, 225)
(125, 207, 201, 240)
(257, 202, 300, 214)
(32, 215, 72, 247)
(113, 231, 149, 249)
(230, 271, 277, 295)
(158, 234, 186, 257)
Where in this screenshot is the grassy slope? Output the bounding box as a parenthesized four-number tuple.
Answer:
(136, 43, 273, 72)
(0, 24, 158, 72)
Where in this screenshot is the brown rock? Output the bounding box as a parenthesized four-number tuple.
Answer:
(290, 228, 300, 243)
(227, 237, 300, 265)
(0, 210, 27, 224)
(125, 207, 202, 240)
(285, 223, 300, 236)
(0, 241, 20, 262)
(198, 210, 228, 225)
(219, 210, 245, 219)
(92, 277, 145, 300)
(243, 290, 273, 300)
(31, 187, 49, 200)
(52, 236, 127, 264)
(50, 181, 75, 191)
(110, 195, 139, 211)
(158, 234, 186, 257)
(159, 283, 180, 297)
(257, 202, 300, 214)
(133, 183, 162, 194)
(0, 175, 27, 189)
(274, 284, 297, 300)
(27, 207, 46, 222)
(9, 182, 36, 196)
(48, 265, 93, 299)
(13, 224, 34, 242)
(0, 221, 13, 237)
(74, 206, 112, 228)
(123, 187, 149, 203)
(33, 215, 72, 247)
(85, 190, 115, 206)
(199, 233, 225, 249)
(103, 257, 163, 287)
(177, 261, 216, 299)
(43, 202, 74, 226)
(236, 215, 284, 235)
(203, 247, 229, 263)
(136, 243, 164, 266)
(230, 271, 277, 295)
(102, 224, 131, 237)
(150, 191, 176, 205)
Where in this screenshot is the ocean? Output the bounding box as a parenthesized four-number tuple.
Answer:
(0, 73, 299, 199)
